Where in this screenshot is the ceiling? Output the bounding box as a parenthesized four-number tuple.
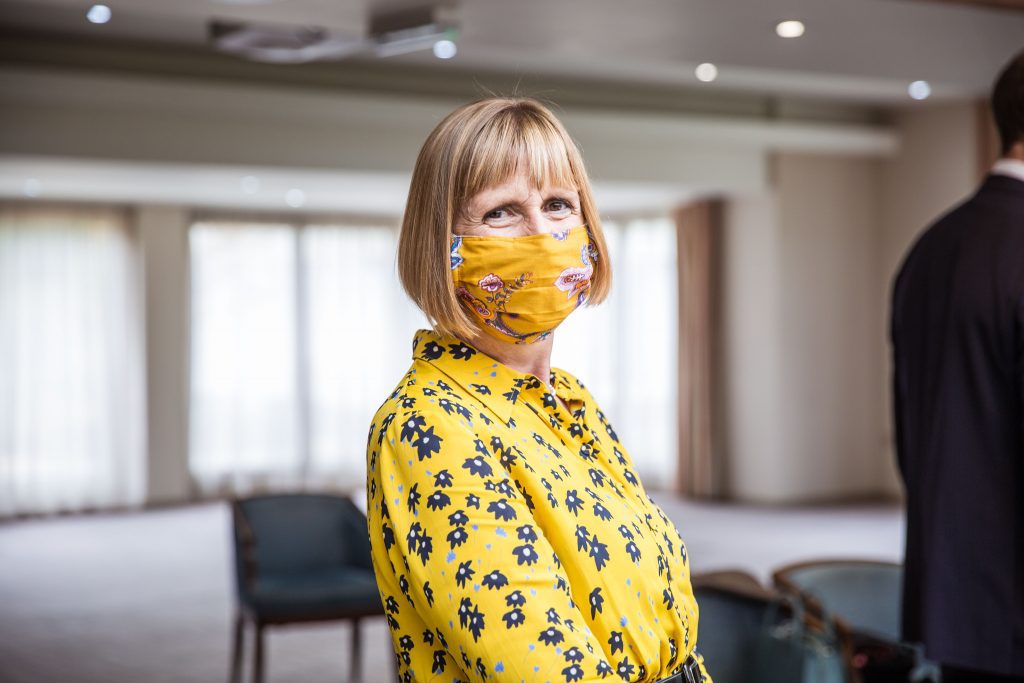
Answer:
(0, 0, 1018, 213)
(1, 0, 1023, 105)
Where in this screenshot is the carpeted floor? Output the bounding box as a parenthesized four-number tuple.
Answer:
(0, 495, 902, 683)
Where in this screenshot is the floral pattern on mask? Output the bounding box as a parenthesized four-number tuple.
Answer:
(555, 267, 592, 305)
(456, 286, 495, 321)
(478, 273, 504, 292)
(451, 225, 595, 345)
(450, 235, 464, 271)
(554, 244, 595, 307)
(461, 273, 537, 343)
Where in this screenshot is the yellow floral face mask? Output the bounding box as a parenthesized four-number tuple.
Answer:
(450, 224, 597, 344)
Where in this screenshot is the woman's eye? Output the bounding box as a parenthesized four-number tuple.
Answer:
(484, 207, 510, 221)
(548, 199, 574, 213)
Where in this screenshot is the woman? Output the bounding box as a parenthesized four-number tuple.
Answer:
(365, 97, 710, 683)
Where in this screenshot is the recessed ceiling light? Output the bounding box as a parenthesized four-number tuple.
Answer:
(23, 178, 42, 197)
(695, 63, 718, 83)
(285, 188, 306, 208)
(240, 176, 260, 194)
(432, 39, 457, 59)
(908, 80, 931, 100)
(775, 20, 805, 38)
(87, 5, 112, 25)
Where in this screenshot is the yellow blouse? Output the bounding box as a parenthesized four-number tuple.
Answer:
(365, 329, 710, 683)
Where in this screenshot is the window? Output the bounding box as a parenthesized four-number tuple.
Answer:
(188, 221, 302, 492)
(303, 224, 427, 485)
(187, 218, 426, 495)
(0, 204, 146, 516)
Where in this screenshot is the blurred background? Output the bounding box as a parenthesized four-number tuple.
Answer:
(0, 0, 1021, 681)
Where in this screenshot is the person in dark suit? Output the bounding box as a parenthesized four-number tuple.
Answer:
(891, 48, 1024, 683)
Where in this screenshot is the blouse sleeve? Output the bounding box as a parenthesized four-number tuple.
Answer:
(370, 409, 617, 683)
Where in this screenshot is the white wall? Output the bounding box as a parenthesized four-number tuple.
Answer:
(718, 192, 790, 499)
(777, 153, 888, 500)
(138, 205, 192, 504)
(721, 154, 886, 503)
(719, 103, 981, 503)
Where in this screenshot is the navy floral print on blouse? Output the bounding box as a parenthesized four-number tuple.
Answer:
(365, 329, 710, 683)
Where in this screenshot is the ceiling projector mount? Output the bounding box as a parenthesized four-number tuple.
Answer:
(210, 6, 459, 64)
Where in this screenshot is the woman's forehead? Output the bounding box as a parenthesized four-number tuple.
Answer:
(466, 173, 579, 204)
(471, 149, 577, 188)
(465, 141, 576, 189)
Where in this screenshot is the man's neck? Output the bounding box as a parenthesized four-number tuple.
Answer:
(992, 156, 1024, 184)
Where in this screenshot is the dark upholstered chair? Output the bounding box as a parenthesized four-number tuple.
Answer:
(692, 569, 773, 601)
(229, 493, 386, 683)
(692, 572, 777, 683)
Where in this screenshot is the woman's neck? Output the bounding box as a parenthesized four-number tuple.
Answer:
(462, 329, 556, 390)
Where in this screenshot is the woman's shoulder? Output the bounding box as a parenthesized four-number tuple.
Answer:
(367, 358, 482, 457)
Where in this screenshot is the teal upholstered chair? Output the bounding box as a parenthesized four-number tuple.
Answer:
(773, 559, 939, 683)
(694, 570, 848, 683)
(229, 494, 386, 683)
(773, 560, 901, 642)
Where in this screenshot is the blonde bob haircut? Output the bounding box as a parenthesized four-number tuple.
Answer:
(397, 96, 612, 342)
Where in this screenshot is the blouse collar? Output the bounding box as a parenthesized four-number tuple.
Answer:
(410, 328, 582, 425)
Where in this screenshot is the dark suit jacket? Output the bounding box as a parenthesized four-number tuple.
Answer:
(891, 173, 1024, 676)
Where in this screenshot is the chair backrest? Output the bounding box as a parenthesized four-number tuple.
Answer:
(693, 584, 776, 683)
(231, 493, 371, 595)
(773, 560, 902, 642)
(692, 569, 772, 600)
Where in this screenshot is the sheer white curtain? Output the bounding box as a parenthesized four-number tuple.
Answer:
(188, 221, 302, 493)
(553, 216, 678, 489)
(303, 224, 427, 487)
(0, 204, 146, 516)
(188, 218, 425, 495)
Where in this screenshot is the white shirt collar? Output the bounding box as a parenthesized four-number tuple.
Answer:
(991, 158, 1024, 183)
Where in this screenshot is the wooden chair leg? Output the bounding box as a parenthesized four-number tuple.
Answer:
(230, 611, 245, 683)
(350, 617, 362, 683)
(253, 623, 265, 683)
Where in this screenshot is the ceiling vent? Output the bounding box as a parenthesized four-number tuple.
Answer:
(210, 20, 364, 64)
(210, 6, 459, 64)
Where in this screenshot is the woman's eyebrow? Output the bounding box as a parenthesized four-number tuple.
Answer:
(544, 187, 580, 197)
(476, 192, 527, 209)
